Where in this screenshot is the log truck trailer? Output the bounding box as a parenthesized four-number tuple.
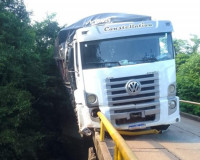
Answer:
(55, 13, 180, 136)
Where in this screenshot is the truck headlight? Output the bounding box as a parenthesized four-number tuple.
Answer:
(87, 94, 97, 104)
(169, 100, 176, 109)
(168, 84, 176, 94)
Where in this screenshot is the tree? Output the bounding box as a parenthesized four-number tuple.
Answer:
(177, 54, 200, 116)
(190, 34, 200, 54)
(173, 35, 200, 55)
(1, 0, 62, 158)
(175, 35, 200, 116)
(0, 0, 87, 159)
(173, 39, 191, 54)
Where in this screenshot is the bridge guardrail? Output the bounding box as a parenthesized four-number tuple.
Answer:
(180, 100, 200, 106)
(97, 100, 199, 160)
(180, 99, 200, 121)
(97, 112, 138, 160)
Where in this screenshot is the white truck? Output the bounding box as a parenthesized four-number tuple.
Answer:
(55, 13, 180, 136)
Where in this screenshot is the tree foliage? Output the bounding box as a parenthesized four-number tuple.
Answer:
(175, 35, 200, 116)
(0, 0, 82, 159)
(175, 53, 190, 71)
(173, 39, 191, 54)
(190, 34, 200, 54)
(174, 35, 200, 55)
(0, 0, 90, 159)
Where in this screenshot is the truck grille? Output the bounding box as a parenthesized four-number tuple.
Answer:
(106, 73, 159, 107)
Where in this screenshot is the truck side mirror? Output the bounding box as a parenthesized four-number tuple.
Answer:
(68, 47, 74, 70)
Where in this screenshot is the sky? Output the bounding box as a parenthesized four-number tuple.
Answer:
(24, 0, 200, 40)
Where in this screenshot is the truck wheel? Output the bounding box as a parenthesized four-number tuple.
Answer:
(151, 125, 170, 132)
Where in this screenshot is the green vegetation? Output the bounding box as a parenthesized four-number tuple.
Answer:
(0, 0, 89, 159)
(0, 0, 200, 159)
(174, 35, 200, 116)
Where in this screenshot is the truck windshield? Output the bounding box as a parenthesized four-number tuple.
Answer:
(80, 33, 174, 69)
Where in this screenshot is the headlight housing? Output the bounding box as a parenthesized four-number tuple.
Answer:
(168, 84, 176, 95)
(87, 94, 97, 104)
(169, 100, 176, 109)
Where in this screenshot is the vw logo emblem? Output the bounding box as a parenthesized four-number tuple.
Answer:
(125, 80, 141, 95)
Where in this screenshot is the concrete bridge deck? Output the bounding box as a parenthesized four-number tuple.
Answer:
(93, 116, 200, 160)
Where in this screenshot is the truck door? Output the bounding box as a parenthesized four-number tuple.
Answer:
(67, 45, 77, 90)
(73, 41, 81, 89)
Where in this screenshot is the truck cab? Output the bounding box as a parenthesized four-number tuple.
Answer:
(55, 13, 180, 135)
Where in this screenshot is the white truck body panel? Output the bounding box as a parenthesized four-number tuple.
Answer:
(76, 21, 173, 42)
(81, 59, 179, 130)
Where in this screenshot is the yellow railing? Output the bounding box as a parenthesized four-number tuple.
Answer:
(180, 100, 200, 106)
(97, 100, 200, 159)
(98, 112, 138, 160)
(118, 129, 160, 136)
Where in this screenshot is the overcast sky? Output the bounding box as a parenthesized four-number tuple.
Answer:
(24, 0, 200, 39)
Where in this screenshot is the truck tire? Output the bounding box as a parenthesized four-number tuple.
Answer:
(151, 125, 170, 131)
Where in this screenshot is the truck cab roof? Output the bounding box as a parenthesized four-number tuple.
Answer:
(58, 13, 151, 44)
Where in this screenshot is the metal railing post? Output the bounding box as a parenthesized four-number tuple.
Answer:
(118, 150, 122, 160)
(97, 112, 138, 160)
(100, 121, 105, 141)
(114, 145, 118, 160)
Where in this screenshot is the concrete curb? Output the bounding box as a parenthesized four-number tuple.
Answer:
(181, 112, 200, 122)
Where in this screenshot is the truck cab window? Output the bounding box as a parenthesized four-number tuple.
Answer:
(80, 33, 174, 69)
(75, 43, 79, 71)
(68, 47, 74, 70)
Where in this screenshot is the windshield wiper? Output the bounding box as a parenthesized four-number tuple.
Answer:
(142, 57, 158, 62)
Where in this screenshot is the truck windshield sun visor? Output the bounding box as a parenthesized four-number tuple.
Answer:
(80, 33, 174, 69)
